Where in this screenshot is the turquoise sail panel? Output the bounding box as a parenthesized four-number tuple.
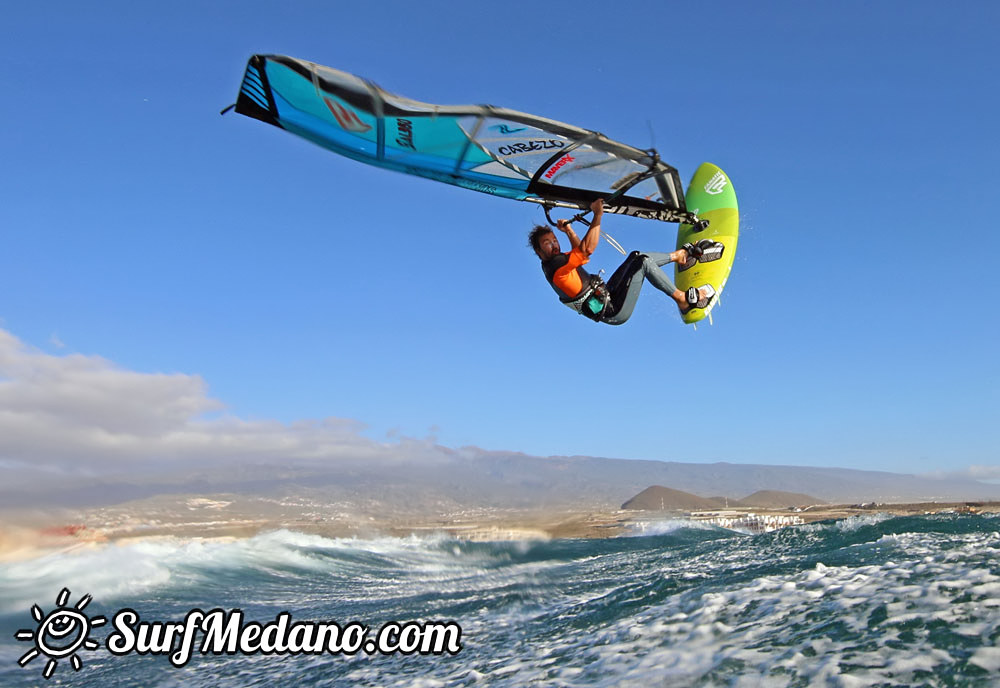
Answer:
(234, 55, 692, 220)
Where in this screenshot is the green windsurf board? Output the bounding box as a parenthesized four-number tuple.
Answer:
(675, 162, 739, 325)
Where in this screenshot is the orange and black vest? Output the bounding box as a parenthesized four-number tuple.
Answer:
(541, 249, 610, 321)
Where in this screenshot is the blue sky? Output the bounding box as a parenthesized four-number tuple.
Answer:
(2, 0, 997, 480)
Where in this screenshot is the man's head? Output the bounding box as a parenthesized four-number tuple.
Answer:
(528, 225, 560, 260)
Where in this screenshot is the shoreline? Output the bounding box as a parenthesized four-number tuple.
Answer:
(2, 500, 997, 564)
(0, 510, 621, 562)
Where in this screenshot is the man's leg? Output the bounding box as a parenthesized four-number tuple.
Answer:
(635, 251, 714, 314)
(603, 251, 710, 325)
(603, 252, 676, 325)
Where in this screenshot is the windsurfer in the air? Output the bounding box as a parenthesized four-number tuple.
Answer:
(529, 199, 714, 325)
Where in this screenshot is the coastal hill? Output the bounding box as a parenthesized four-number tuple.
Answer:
(622, 486, 726, 511)
(622, 486, 824, 511)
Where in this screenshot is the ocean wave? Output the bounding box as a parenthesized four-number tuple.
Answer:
(514, 527, 1000, 686)
(0, 529, 573, 617)
(623, 518, 732, 538)
(2, 516, 998, 686)
(834, 511, 895, 532)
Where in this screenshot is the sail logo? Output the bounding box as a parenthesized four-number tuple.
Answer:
(497, 140, 564, 156)
(395, 118, 416, 150)
(544, 154, 575, 179)
(704, 171, 728, 195)
(490, 124, 527, 135)
(323, 98, 372, 133)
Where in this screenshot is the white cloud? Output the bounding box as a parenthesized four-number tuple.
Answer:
(922, 464, 1000, 484)
(0, 329, 398, 474)
(964, 465, 1000, 483)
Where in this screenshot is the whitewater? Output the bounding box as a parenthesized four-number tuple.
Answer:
(1, 512, 998, 687)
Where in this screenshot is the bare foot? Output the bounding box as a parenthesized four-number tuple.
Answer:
(669, 248, 689, 264)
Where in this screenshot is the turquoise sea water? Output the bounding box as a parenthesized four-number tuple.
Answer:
(1, 512, 998, 687)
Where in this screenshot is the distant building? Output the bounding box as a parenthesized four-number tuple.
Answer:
(695, 512, 804, 535)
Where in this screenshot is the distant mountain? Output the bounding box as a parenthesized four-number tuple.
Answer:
(2, 446, 998, 513)
(738, 490, 826, 508)
(621, 486, 724, 511)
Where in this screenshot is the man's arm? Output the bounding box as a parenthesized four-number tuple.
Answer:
(556, 219, 581, 251)
(579, 198, 604, 257)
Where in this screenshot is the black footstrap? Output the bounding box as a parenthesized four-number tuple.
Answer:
(685, 284, 716, 310)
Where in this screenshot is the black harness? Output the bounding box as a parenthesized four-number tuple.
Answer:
(541, 254, 612, 322)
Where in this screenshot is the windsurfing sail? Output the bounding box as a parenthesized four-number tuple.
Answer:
(232, 54, 698, 224)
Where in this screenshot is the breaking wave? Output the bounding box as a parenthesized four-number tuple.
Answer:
(1, 514, 997, 686)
